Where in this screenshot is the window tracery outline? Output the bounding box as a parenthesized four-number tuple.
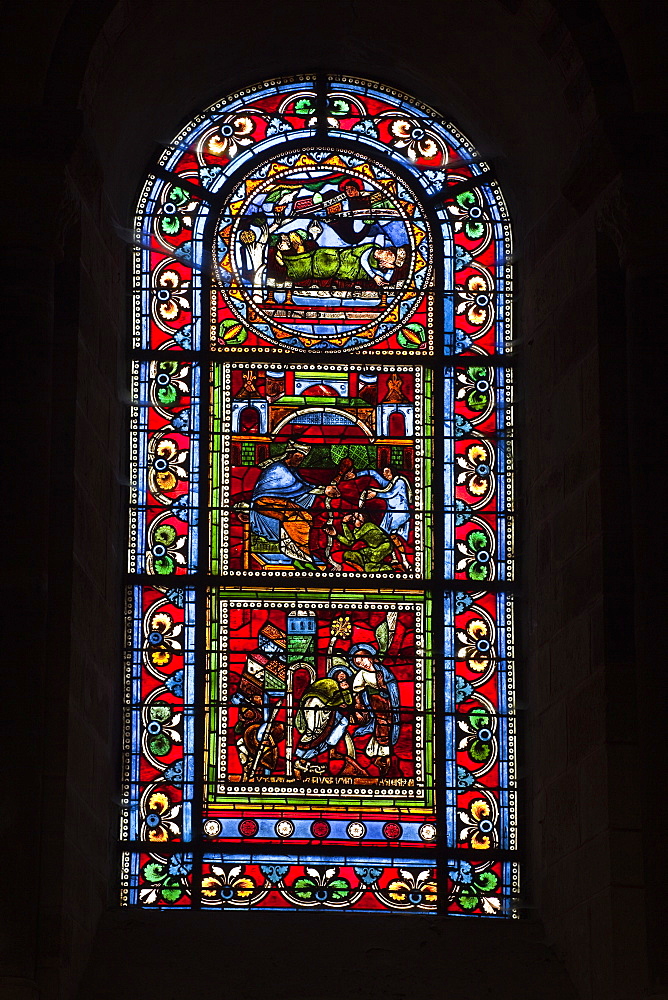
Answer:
(122, 75, 517, 916)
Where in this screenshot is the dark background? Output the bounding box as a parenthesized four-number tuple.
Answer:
(2, 1, 666, 997)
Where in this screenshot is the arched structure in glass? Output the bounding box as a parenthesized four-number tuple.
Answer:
(122, 76, 516, 916)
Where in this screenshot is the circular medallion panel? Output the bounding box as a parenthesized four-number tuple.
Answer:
(213, 149, 432, 352)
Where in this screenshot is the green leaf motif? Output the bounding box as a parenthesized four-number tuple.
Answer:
(476, 872, 498, 892)
(150, 702, 172, 722)
(155, 555, 175, 575)
(397, 323, 425, 349)
(161, 877, 182, 902)
(467, 390, 487, 412)
(328, 98, 351, 116)
(467, 530, 488, 553)
(149, 733, 171, 757)
(160, 216, 181, 236)
(470, 740, 491, 762)
(265, 186, 289, 203)
(294, 97, 317, 117)
(465, 221, 485, 240)
(218, 319, 247, 345)
(169, 186, 189, 206)
(292, 876, 316, 899)
(143, 862, 166, 883)
(468, 562, 489, 582)
(375, 619, 390, 655)
(329, 877, 351, 900)
(458, 887, 479, 909)
(156, 524, 177, 545)
(470, 708, 490, 730)
(157, 385, 178, 406)
(457, 191, 476, 208)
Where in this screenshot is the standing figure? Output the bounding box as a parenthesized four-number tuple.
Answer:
(326, 178, 376, 245)
(356, 465, 412, 569)
(230, 621, 287, 780)
(348, 642, 400, 776)
(236, 213, 270, 301)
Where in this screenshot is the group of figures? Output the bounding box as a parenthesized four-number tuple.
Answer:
(230, 170, 411, 303)
(245, 442, 412, 573)
(213, 151, 432, 352)
(225, 367, 420, 575)
(230, 610, 406, 782)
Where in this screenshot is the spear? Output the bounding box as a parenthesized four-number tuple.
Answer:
(247, 700, 282, 780)
(324, 492, 338, 569)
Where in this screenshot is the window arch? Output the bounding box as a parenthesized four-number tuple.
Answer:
(122, 76, 516, 916)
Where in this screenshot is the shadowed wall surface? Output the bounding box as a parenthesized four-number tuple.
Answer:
(2, 2, 666, 998)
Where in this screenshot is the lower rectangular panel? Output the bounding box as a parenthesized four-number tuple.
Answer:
(205, 589, 435, 851)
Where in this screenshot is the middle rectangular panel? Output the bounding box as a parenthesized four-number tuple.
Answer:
(210, 363, 432, 578)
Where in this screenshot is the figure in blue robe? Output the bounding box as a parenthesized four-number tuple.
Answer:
(250, 442, 330, 568)
(348, 641, 401, 775)
(251, 449, 315, 539)
(356, 466, 412, 540)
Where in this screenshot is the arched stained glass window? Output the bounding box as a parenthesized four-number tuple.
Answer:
(122, 76, 516, 916)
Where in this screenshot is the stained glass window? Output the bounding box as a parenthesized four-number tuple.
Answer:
(122, 76, 516, 916)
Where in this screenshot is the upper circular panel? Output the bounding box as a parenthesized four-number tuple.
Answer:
(213, 148, 433, 352)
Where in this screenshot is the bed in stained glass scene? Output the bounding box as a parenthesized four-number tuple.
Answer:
(212, 149, 433, 353)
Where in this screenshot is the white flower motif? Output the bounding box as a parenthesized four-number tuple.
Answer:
(389, 117, 442, 161)
(207, 115, 255, 159)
